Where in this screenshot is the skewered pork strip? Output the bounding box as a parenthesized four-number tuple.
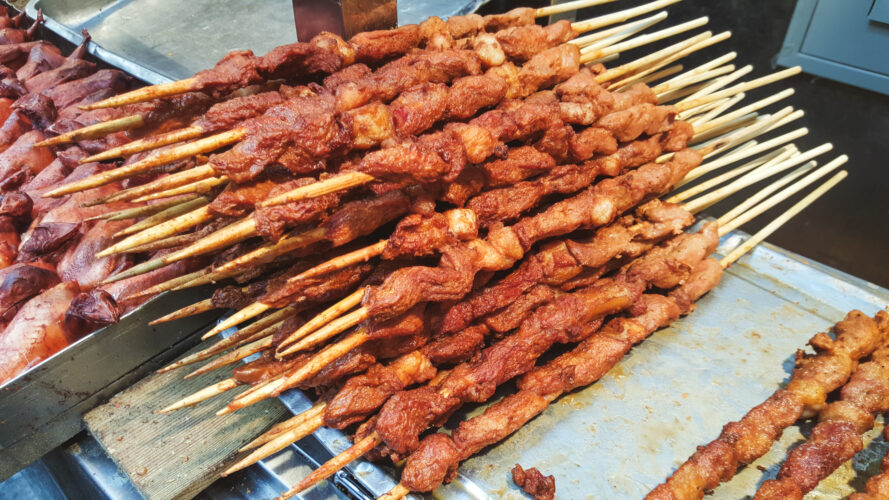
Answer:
(754, 332, 889, 500)
(647, 309, 889, 500)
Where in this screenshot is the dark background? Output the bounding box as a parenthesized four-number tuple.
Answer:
(482, 0, 889, 288)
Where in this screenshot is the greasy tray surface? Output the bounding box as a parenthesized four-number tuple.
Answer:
(277, 231, 889, 499)
(26, 0, 488, 84)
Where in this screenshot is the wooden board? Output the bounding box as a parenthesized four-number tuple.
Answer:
(84, 343, 288, 500)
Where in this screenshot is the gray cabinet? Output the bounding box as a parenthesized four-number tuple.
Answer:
(779, 0, 889, 94)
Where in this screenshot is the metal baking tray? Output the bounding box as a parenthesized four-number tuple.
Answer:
(25, 0, 488, 85)
(0, 287, 222, 481)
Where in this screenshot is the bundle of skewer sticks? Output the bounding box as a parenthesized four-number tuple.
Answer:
(25, 1, 855, 497)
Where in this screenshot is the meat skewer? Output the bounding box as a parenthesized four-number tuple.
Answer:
(46, 14, 703, 199)
(646, 300, 883, 500)
(78, 0, 674, 111)
(116, 58, 762, 303)
(753, 338, 889, 499)
(286, 167, 847, 497)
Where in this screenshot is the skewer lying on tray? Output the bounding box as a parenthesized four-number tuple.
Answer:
(648, 308, 889, 500)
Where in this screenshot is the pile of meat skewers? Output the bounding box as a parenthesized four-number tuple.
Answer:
(0, 8, 206, 384)
(26, 1, 858, 498)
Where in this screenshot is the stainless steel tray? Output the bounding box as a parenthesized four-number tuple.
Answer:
(25, 0, 488, 85)
(278, 229, 889, 499)
(0, 287, 221, 480)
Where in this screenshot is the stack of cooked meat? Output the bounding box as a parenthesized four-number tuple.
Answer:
(0, 9, 206, 384)
(24, 2, 858, 498)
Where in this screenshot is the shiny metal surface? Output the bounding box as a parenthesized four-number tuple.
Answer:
(0, 288, 221, 481)
(26, 0, 489, 84)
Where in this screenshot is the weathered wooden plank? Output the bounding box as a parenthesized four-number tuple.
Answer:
(84, 343, 287, 500)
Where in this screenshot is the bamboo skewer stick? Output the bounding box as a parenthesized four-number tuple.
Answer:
(675, 66, 802, 112)
(574, 11, 668, 53)
(114, 196, 210, 239)
(202, 302, 273, 341)
(275, 290, 365, 349)
(278, 310, 369, 357)
(132, 175, 229, 202)
(224, 411, 326, 475)
(281, 432, 381, 497)
(666, 146, 795, 204)
(693, 88, 795, 134)
(185, 336, 274, 379)
(718, 155, 848, 236)
(677, 64, 753, 104)
(596, 30, 731, 85)
(150, 297, 214, 325)
(179, 228, 328, 290)
(34, 115, 145, 147)
(716, 162, 815, 228)
(286, 241, 387, 283)
(580, 17, 710, 65)
(238, 402, 327, 453)
(81, 77, 200, 111)
(156, 377, 240, 414)
(570, 11, 667, 47)
(124, 233, 199, 254)
(680, 127, 809, 184)
(101, 204, 213, 256)
(100, 164, 218, 204)
(649, 51, 737, 94)
(720, 170, 848, 267)
(684, 143, 834, 213)
(219, 331, 368, 415)
(83, 195, 198, 222)
(620, 63, 684, 88)
(44, 129, 246, 197)
(688, 92, 745, 127)
(124, 268, 209, 301)
(571, 0, 682, 33)
(650, 65, 735, 99)
(157, 306, 300, 373)
(100, 217, 257, 284)
(535, 0, 618, 17)
(81, 126, 206, 163)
